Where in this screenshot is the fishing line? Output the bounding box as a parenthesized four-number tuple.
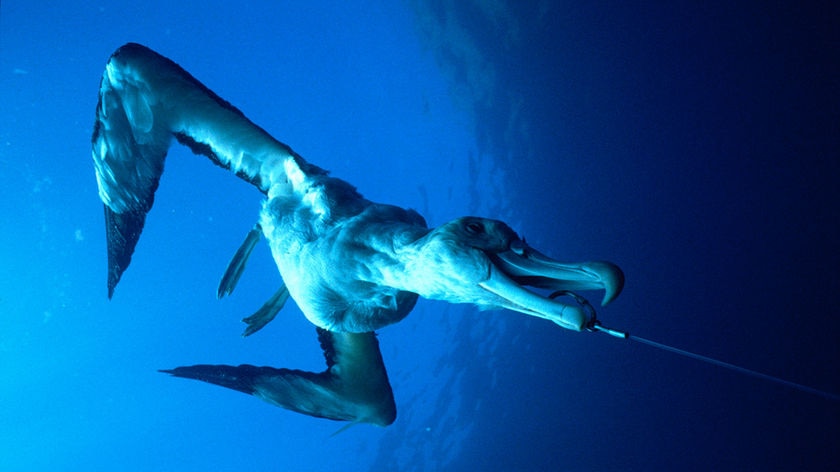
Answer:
(549, 290, 840, 402)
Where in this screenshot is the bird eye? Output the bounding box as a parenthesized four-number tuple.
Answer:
(466, 221, 484, 234)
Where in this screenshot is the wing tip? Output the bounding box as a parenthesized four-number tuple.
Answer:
(104, 205, 149, 299)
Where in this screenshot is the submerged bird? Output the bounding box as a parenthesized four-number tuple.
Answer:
(92, 43, 624, 426)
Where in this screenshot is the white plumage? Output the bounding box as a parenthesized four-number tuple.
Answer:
(92, 43, 623, 426)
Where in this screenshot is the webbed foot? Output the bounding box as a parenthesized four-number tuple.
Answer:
(241, 285, 290, 336)
(217, 224, 262, 299)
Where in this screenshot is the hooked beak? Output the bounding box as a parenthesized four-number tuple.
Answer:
(479, 240, 624, 331)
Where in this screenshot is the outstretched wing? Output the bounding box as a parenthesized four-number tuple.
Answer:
(91, 43, 323, 297)
(160, 328, 397, 426)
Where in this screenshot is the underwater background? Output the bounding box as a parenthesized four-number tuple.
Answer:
(1, 1, 838, 470)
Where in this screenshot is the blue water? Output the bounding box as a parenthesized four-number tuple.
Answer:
(1, 1, 838, 470)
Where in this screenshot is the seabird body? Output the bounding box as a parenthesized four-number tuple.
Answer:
(92, 43, 624, 426)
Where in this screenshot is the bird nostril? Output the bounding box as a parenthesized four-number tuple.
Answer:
(510, 239, 526, 256)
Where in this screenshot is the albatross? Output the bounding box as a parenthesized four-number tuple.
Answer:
(91, 43, 624, 427)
